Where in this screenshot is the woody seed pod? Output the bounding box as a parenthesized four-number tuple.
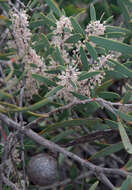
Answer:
(27, 153, 57, 186)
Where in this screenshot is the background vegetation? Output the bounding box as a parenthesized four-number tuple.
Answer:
(0, 0, 132, 190)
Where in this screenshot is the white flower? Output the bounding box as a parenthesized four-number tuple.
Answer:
(10, 9, 32, 56)
(9, 9, 46, 99)
(54, 15, 73, 35)
(85, 20, 105, 36)
(56, 66, 80, 101)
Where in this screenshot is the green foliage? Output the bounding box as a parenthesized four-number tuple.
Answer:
(1, 0, 132, 189)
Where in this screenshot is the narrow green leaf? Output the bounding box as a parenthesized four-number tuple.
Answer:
(33, 34, 51, 51)
(51, 130, 74, 143)
(90, 4, 96, 21)
(8, 98, 51, 112)
(105, 70, 127, 80)
(95, 79, 113, 95)
(26, 98, 51, 111)
(78, 71, 100, 81)
(98, 91, 120, 100)
(120, 176, 132, 190)
(53, 47, 65, 66)
(118, 122, 132, 154)
(122, 91, 132, 104)
(89, 36, 132, 56)
(124, 159, 132, 171)
(70, 17, 85, 36)
(71, 91, 90, 100)
(117, 0, 131, 27)
(0, 91, 13, 100)
(30, 16, 56, 30)
(89, 181, 99, 190)
(80, 47, 89, 70)
(45, 85, 63, 97)
(44, 118, 100, 133)
(65, 33, 83, 43)
(117, 111, 132, 122)
(45, 0, 61, 17)
(106, 32, 125, 38)
(28, 0, 38, 8)
(106, 26, 132, 35)
(90, 142, 123, 160)
(85, 41, 98, 60)
(32, 74, 56, 86)
(110, 59, 132, 78)
(105, 119, 118, 129)
(40, 13, 56, 27)
(29, 20, 46, 29)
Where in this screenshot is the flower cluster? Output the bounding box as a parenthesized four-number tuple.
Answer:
(51, 15, 74, 66)
(9, 9, 46, 99)
(56, 66, 80, 101)
(85, 20, 106, 36)
(10, 10, 32, 56)
(9, 8, 119, 101)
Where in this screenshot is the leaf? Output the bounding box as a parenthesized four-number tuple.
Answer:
(95, 79, 113, 95)
(89, 142, 123, 160)
(120, 176, 132, 190)
(28, 0, 38, 8)
(29, 20, 46, 29)
(90, 4, 96, 21)
(32, 74, 57, 86)
(122, 91, 132, 104)
(105, 26, 132, 35)
(53, 47, 65, 66)
(118, 122, 132, 154)
(117, 0, 131, 27)
(105, 119, 118, 129)
(105, 70, 127, 80)
(80, 47, 89, 70)
(117, 111, 132, 122)
(42, 118, 100, 133)
(0, 91, 13, 100)
(124, 159, 132, 171)
(85, 42, 98, 61)
(78, 71, 100, 81)
(45, 0, 61, 17)
(70, 17, 85, 36)
(33, 34, 51, 51)
(89, 36, 132, 56)
(109, 59, 132, 78)
(89, 181, 99, 190)
(65, 33, 83, 43)
(106, 32, 125, 38)
(51, 130, 74, 143)
(45, 85, 63, 97)
(22, 98, 52, 112)
(5, 98, 52, 112)
(98, 91, 120, 101)
(29, 16, 56, 30)
(40, 13, 56, 27)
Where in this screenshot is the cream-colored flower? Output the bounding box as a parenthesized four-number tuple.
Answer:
(85, 20, 105, 36)
(56, 66, 80, 101)
(9, 9, 46, 99)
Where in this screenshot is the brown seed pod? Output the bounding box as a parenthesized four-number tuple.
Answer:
(27, 153, 58, 186)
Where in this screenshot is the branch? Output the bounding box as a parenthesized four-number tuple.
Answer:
(26, 97, 132, 128)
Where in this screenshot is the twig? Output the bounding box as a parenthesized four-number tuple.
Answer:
(63, 129, 118, 147)
(26, 97, 132, 128)
(1, 173, 19, 190)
